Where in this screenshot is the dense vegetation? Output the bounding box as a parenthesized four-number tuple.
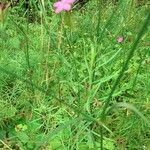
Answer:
(0, 0, 149, 149)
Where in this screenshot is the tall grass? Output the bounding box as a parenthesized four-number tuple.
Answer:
(0, 0, 149, 149)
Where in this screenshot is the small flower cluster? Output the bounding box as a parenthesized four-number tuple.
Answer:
(117, 36, 124, 43)
(53, 0, 76, 13)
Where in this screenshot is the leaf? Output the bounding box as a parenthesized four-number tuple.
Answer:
(49, 139, 62, 149)
(15, 124, 28, 132)
(107, 102, 150, 126)
(103, 138, 115, 150)
(17, 132, 29, 144)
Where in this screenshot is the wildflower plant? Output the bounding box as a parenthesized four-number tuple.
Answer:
(0, 0, 149, 149)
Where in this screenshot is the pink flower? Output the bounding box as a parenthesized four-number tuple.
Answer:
(117, 36, 124, 43)
(53, 0, 75, 13)
(61, 0, 76, 4)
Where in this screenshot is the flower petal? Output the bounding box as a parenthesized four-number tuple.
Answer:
(63, 3, 71, 11)
(53, 1, 62, 8)
(55, 7, 63, 13)
(62, 0, 76, 4)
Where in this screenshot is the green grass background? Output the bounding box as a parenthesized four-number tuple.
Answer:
(0, 0, 149, 149)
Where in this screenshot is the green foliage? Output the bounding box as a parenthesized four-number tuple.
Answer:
(0, 0, 149, 149)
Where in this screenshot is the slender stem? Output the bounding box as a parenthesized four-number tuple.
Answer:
(131, 49, 148, 91)
(96, 0, 102, 41)
(25, 9, 35, 94)
(100, 125, 103, 150)
(0, 140, 12, 150)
